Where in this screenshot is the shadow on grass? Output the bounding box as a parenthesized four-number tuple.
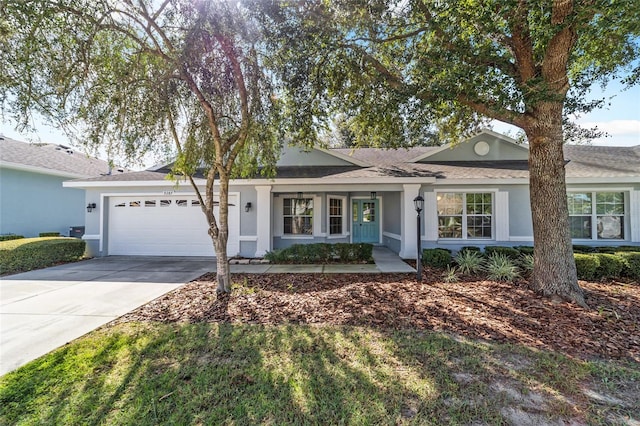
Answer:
(1, 323, 638, 425)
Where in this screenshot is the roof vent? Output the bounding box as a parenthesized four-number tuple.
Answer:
(0, 134, 4, 140)
(116, 168, 124, 173)
(58, 144, 70, 149)
(66, 149, 73, 154)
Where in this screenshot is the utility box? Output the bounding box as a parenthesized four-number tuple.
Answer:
(69, 226, 85, 238)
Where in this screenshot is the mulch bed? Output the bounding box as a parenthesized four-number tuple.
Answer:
(116, 270, 640, 362)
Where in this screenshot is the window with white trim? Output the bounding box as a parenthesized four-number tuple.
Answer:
(328, 197, 345, 235)
(437, 192, 493, 239)
(568, 192, 625, 240)
(283, 198, 313, 235)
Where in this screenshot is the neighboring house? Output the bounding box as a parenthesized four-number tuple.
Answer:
(64, 130, 640, 258)
(0, 136, 123, 237)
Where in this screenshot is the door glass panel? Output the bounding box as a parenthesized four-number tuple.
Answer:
(352, 202, 358, 222)
(362, 202, 375, 222)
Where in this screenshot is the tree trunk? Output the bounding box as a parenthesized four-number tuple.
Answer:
(525, 105, 587, 308)
(201, 171, 232, 294)
(214, 237, 231, 293)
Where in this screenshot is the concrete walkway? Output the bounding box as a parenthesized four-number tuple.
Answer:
(0, 257, 211, 376)
(229, 247, 416, 274)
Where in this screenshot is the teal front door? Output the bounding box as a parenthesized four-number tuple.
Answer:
(352, 199, 380, 243)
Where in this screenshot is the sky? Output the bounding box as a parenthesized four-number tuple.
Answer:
(492, 80, 640, 147)
(2, 80, 639, 170)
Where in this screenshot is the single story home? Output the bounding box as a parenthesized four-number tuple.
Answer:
(0, 136, 124, 237)
(64, 130, 640, 258)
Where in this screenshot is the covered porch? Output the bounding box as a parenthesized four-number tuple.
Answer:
(251, 182, 431, 259)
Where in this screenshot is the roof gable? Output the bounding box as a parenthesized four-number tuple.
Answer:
(411, 129, 529, 163)
(277, 145, 369, 167)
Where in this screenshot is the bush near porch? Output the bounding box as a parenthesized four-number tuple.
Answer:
(265, 243, 373, 264)
(0, 237, 86, 275)
(422, 245, 640, 282)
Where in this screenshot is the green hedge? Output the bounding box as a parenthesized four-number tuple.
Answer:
(617, 252, 640, 280)
(39, 232, 61, 237)
(514, 246, 534, 255)
(264, 243, 373, 264)
(0, 235, 24, 242)
(0, 237, 86, 275)
(595, 254, 626, 279)
(484, 246, 520, 260)
(573, 245, 640, 254)
(574, 254, 599, 281)
(422, 248, 452, 268)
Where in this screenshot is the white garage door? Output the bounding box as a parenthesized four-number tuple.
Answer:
(108, 195, 239, 256)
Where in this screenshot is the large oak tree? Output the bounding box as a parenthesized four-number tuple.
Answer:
(1, 0, 284, 292)
(256, 0, 640, 307)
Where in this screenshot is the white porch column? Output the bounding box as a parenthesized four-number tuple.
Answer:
(399, 184, 422, 259)
(255, 185, 272, 257)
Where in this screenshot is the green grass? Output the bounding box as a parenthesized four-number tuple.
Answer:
(1, 323, 637, 425)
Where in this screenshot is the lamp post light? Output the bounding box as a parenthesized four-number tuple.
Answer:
(413, 195, 424, 282)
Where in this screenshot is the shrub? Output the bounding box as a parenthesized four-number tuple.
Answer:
(442, 265, 459, 283)
(595, 254, 625, 279)
(519, 253, 534, 274)
(0, 235, 24, 242)
(0, 237, 86, 275)
(617, 252, 640, 280)
(485, 253, 520, 282)
(595, 246, 618, 254)
(573, 245, 597, 254)
(611, 246, 640, 253)
(264, 243, 373, 264)
(514, 246, 534, 255)
(454, 250, 484, 275)
(422, 248, 452, 269)
(484, 246, 520, 260)
(459, 246, 482, 255)
(574, 254, 599, 281)
(264, 249, 286, 263)
(39, 232, 61, 237)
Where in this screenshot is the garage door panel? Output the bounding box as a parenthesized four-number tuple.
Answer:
(108, 195, 239, 256)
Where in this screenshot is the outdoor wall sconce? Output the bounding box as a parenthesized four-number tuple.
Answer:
(86, 203, 96, 213)
(370, 191, 377, 200)
(245, 202, 252, 212)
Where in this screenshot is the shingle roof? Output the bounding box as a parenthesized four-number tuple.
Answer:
(66, 143, 640, 183)
(77, 170, 169, 182)
(0, 136, 125, 177)
(563, 145, 640, 178)
(332, 146, 438, 166)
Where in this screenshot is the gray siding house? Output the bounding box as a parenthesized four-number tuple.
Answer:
(0, 136, 122, 237)
(64, 130, 640, 258)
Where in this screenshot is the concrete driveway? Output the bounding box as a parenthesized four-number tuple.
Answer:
(0, 257, 214, 376)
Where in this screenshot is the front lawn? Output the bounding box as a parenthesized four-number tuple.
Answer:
(1, 273, 638, 425)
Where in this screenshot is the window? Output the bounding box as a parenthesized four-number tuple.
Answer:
(437, 192, 493, 239)
(328, 198, 344, 235)
(160, 199, 172, 207)
(176, 199, 188, 207)
(191, 199, 201, 207)
(283, 198, 313, 235)
(145, 200, 156, 207)
(129, 201, 141, 207)
(568, 192, 625, 240)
